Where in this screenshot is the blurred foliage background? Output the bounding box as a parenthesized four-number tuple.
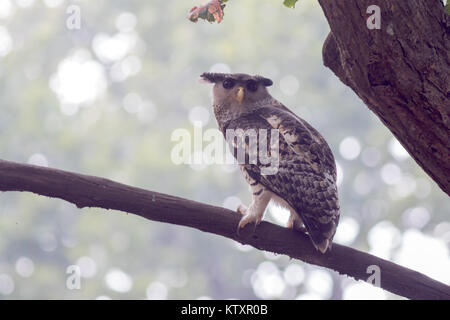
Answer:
(0, 0, 449, 300)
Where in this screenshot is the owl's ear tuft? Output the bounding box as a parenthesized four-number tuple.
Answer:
(199, 72, 214, 84)
(261, 77, 273, 87)
(255, 75, 273, 87)
(200, 72, 224, 84)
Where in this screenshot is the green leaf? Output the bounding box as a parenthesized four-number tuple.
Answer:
(446, 2, 450, 15)
(283, 0, 298, 8)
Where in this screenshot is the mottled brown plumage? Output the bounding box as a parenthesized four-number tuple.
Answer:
(201, 72, 340, 253)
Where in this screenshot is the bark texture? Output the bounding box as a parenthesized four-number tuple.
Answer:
(319, 0, 450, 195)
(1, 159, 450, 299)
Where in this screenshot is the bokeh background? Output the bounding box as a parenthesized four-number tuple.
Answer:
(0, 0, 449, 300)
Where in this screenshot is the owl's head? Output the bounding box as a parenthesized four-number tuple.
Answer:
(200, 72, 273, 111)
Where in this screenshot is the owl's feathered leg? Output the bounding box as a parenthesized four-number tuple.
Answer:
(287, 211, 307, 233)
(270, 193, 307, 233)
(237, 185, 271, 232)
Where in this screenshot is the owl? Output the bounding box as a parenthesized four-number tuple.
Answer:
(201, 72, 340, 253)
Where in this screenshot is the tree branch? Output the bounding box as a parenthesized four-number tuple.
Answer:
(318, 0, 450, 195)
(1, 159, 449, 300)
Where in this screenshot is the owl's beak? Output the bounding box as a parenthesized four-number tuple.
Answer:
(236, 86, 244, 104)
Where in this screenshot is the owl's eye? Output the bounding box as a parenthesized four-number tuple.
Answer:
(246, 80, 258, 92)
(222, 79, 235, 89)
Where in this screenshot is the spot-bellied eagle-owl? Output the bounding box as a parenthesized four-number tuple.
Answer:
(201, 72, 340, 253)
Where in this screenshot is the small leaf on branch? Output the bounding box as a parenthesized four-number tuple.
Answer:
(283, 0, 299, 8)
(188, 0, 227, 23)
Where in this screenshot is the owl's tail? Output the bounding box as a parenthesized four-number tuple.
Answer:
(303, 213, 339, 254)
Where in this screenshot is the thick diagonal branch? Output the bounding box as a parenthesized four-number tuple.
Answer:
(319, 0, 450, 195)
(0, 159, 449, 299)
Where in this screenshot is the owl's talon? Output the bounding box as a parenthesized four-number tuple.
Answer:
(287, 211, 307, 233)
(236, 221, 245, 236)
(236, 205, 249, 236)
(237, 204, 247, 215)
(237, 217, 249, 231)
(237, 213, 261, 235)
(252, 220, 260, 233)
(290, 223, 307, 233)
(286, 220, 307, 233)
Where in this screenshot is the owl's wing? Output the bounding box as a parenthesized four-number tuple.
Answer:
(226, 104, 340, 252)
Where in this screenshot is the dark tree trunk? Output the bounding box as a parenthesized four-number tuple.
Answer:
(318, 0, 450, 195)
